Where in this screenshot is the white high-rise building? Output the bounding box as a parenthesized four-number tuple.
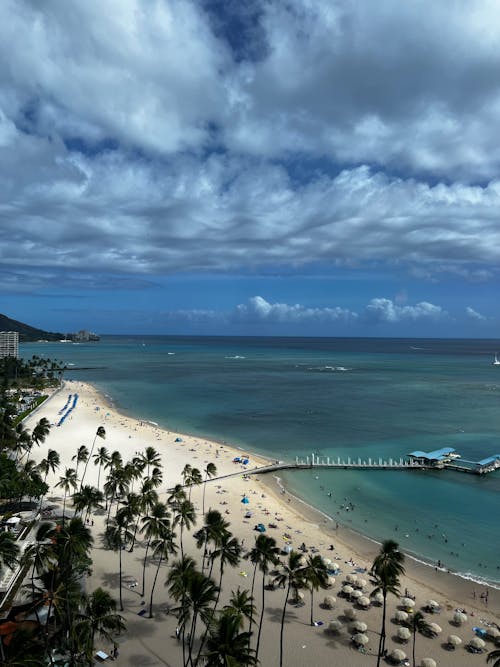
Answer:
(0, 331, 19, 358)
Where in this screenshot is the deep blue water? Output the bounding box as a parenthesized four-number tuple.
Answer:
(22, 336, 500, 585)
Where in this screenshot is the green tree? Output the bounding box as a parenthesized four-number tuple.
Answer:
(75, 587, 125, 660)
(105, 510, 134, 612)
(273, 550, 305, 667)
(403, 610, 432, 667)
(300, 553, 329, 626)
(370, 539, 405, 666)
(148, 521, 177, 619)
(140, 501, 170, 597)
(223, 587, 255, 630)
(172, 498, 196, 558)
(79, 426, 106, 490)
(0, 531, 20, 570)
(55, 467, 78, 525)
(93, 445, 110, 492)
(203, 612, 258, 667)
(201, 462, 217, 520)
(72, 445, 89, 482)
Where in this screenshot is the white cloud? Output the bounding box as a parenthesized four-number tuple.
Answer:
(234, 296, 356, 323)
(465, 306, 486, 321)
(363, 298, 447, 323)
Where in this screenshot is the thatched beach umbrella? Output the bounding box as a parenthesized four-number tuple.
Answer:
(345, 573, 358, 584)
(322, 557, 332, 566)
(351, 589, 362, 600)
(352, 633, 369, 646)
(355, 578, 367, 589)
(469, 637, 485, 650)
(372, 591, 384, 605)
(420, 659, 437, 667)
(344, 607, 357, 620)
(394, 610, 408, 623)
(358, 596, 371, 608)
(390, 648, 407, 662)
(453, 611, 467, 625)
(397, 627, 411, 642)
(327, 575, 336, 587)
(426, 599, 440, 612)
(428, 622, 442, 636)
(323, 595, 336, 609)
(400, 597, 414, 608)
(486, 627, 500, 640)
(327, 620, 343, 633)
(446, 634, 462, 648)
(342, 585, 354, 595)
(350, 621, 367, 633)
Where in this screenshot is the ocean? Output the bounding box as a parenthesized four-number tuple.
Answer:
(21, 336, 500, 586)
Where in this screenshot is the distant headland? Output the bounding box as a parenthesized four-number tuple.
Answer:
(0, 312, 99, 342)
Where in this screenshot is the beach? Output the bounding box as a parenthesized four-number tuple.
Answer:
(24, 380, 499, 666)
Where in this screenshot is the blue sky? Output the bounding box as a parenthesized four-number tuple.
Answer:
(0, 0, 499, 337)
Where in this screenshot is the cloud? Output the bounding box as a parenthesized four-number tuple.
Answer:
(363, 298, 447, 323)
(234, 296, 357, 323)
(465, 306, 486, 321)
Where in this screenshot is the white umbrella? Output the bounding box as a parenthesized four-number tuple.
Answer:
(358, 596, 371, 608)
(323, 595, 336, 609)
(429, 623, 442, 635)
(390, 648, 406, 661)
(400, 597, 414, 608)
(394, 610, 408, 623)
(327, 620, 343, 632)
(342, 585, 354, 595)
(487, 627, 500, 639)
(372, 591, 384, 605)
(453, 611, 467, 625)
(420, 659, 437, 667)
(352, 633, 369, 645)
(350, 621, 368, 632)
(351, 590, 362, 600)
(447, 634, 462, 647)
(344, 607, 357, 620)
(469, 637, 485, 649)
(397, 627, 411, 641)
(357, 578, 367, 588)
(322, 557, 332, 566)
(346, 573, 358, 584)
(327, 576, 336, 587)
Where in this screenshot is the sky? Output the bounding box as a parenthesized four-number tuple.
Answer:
(1, 0, 499, 338)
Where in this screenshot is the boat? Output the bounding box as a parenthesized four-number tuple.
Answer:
(493, 353, 500, 366)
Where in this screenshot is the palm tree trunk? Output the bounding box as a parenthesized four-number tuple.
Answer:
(119, 534, 124, 612)
(279, 583, 291, 667)
(376, 592, 387, 667)
(413, 632, 416, 667)
(148, 552, 163, 618)
(310, 587, 314, 626)
(248, 563, 258, 647)
(141, 538, 151, 597)
(255, 570, 266, 660)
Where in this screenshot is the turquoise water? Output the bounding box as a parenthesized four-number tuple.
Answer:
(22, 336, 500, 585)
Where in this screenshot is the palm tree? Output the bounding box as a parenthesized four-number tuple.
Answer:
(140, 501, 170, 597)
(93, 445, 110, 491)
(370, 539, 405, 666)
(186, 467, 203, 502)
(300, 554, 329, 626)
(202, 462, 217, 522)
(105, 510, 134, 612)
(203, 612, 258, 666)
(72, 445, 89, 481)
(141, 446, 161, 477)
(38, 448, 60, 486)
(195, 509, 229, 574)
(183, 570, 219, 666)
(0, 531, 20, 570)
(75, 587, 125, 660)
(72, 485, 104, 524)
(167, 556, 197, 666)
(172, 498, 196, 558)
(79, 426, 106, 490)
(223, 587, 256, 630)
(246, 533, 279, 659)
(148, 521, 177, 619)
(273, 550, 305, 667)
(403, 610, 432, 667)
(21, 521, 56, 599)
(31, 417, 51, 450)
(487, 649, 500, 667)
(104, 465, 130, 524)
(55, 467, 78, 525)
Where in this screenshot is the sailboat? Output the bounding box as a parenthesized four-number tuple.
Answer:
(493, 353, 500, 366)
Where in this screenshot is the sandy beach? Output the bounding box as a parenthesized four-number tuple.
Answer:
(23, 380, 499, 667)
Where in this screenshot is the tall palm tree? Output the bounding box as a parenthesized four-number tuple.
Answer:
(72, 445, 89, 481)
(140, 501, 170, 597)
(105, 510, 134, 612)
(38, 448, 61, 486)
(202, 462, 217, 522)
(141, 446, 161, 478)
(75, 587, 125, 660)
(104, 465, 130, 524)
(195, 509, 229, 574)
(148, 521, 177, 619)
(72, 485, 104, 524)
(31, 417, 51, 450)
(93, 445, 110, 491)
(223, 587, 256, 630)
(403, 610, 432, 667)
(273, 550, 305, 667)
(370, 539, 405, 666)
(186, 467, 203, 502)
(0, 531, 20, 570)
(21, 521, 56, 599)
(80, 426, 106, 490)
(167, 556, 197, 666)
(183, 570, 219, 667)
(172, 498, 196, 558)
(300, 554, 329, 626)
(55, 467, 78, 525)
(203, 611, 258, 667)
(119, 492, 142, 552)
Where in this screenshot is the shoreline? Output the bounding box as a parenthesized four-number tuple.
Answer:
(84, 378, 500, 593)
(22, 379, 499, 666)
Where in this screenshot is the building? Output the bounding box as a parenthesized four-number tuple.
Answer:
(72, 330, 100, 342)
(0, 331, 19, 358)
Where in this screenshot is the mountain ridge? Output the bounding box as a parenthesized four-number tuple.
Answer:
(0, 313, 65, 342)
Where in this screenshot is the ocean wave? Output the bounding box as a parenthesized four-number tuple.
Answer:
(308, 365, 352, 372)
(225, 355, 246, 359)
